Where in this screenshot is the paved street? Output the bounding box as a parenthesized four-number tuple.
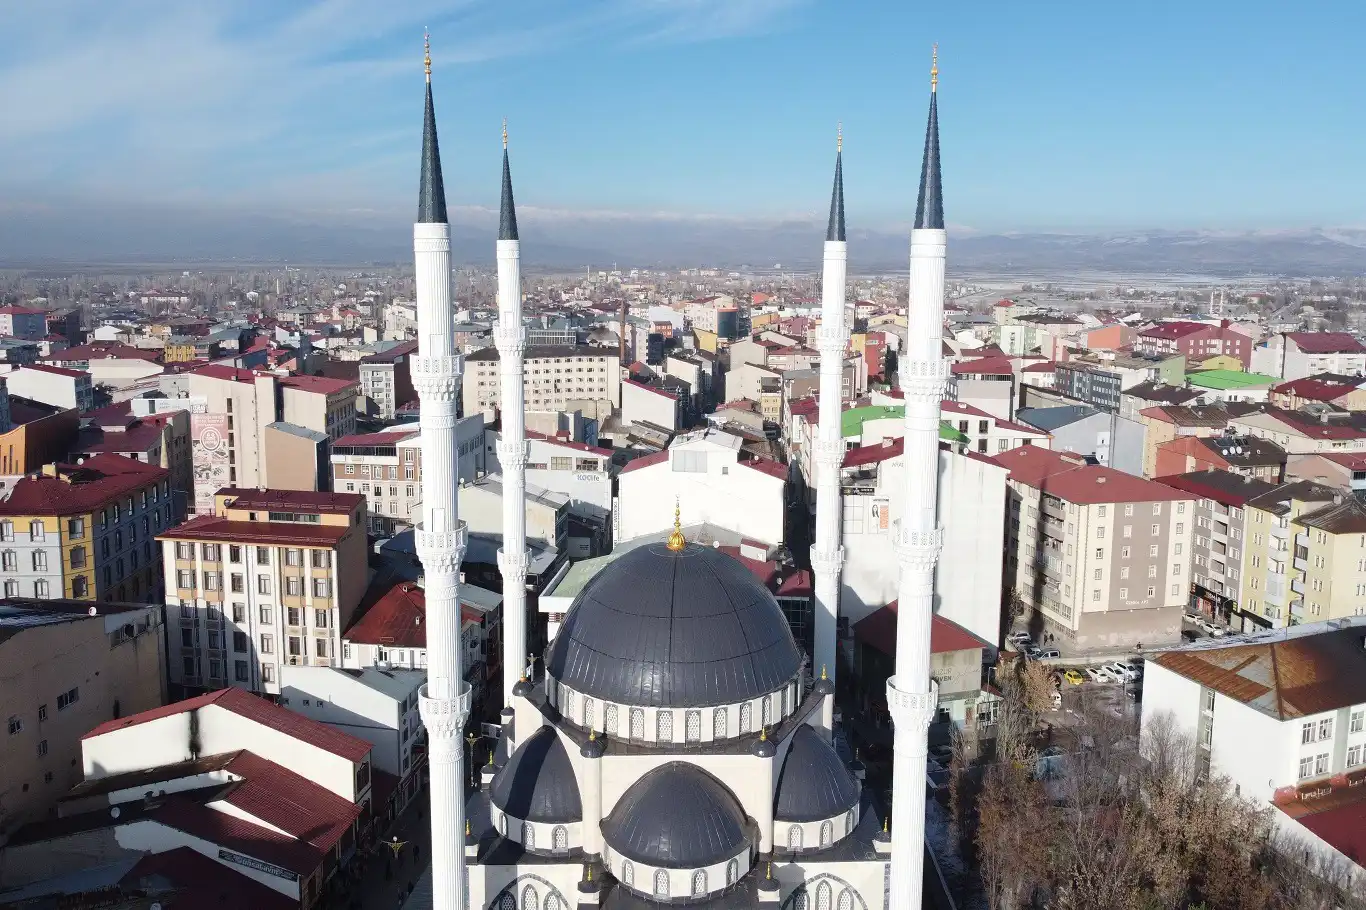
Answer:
(343, 789, 433, 910)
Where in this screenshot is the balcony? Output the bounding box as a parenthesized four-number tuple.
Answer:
(1291, 577, 1305, 595)
(1293, 557, 1308, 572)
(1296, 533, 1309, 548)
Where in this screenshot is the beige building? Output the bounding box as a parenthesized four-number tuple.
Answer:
(1237, 481, 1339, 631)
(1288, 493, 1366, 625)
(996, 446, 1194, 651)
(0, 599, 166, 842)
(157, 489, 369, 697)
(464, 345, 620, 421)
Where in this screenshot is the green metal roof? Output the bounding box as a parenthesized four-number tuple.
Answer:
(840, 404, 964, 442)
(1185, 369, 1279, 390)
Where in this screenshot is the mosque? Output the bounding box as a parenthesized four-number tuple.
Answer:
(408, 36, 949, 910)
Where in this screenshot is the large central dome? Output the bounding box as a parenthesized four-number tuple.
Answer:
(545, 542, 802, 708)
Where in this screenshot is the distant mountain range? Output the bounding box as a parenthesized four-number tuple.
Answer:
(4, 200, 1366, 277)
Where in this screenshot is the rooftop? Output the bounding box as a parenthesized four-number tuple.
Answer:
(0, 598, 152, 646)
(467, 344, 616, 362)
(343, 579, 491, 649)
(158, 516, 351, 547)
(1154, 470, 1279, 507)
(218, 488, 363, 515)
(0, 454, 166, 517)
(1285, 332, 1366, 354)
(991, 446, 1192, 504)
(1185, 369, 1279, 390)
(853, 604, 991, 658)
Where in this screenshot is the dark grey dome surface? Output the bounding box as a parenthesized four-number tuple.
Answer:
(773, 725, 860, 823)
(546, 543, 801, 708)
(603, 763, 750, 867)
(490, 726, 582, 823)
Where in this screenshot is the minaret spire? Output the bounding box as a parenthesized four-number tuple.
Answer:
(812, 124, 849, 689)
(418, 33, 448, 224)
(411, 37, 470, 910)
(826, 123, 846, 242)
(913, 46, 943, 231)
(887, 45, 949, 910)
(499, 120, 519, 241)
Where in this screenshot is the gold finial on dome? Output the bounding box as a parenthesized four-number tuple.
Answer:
(821, 664, 828, 681)
(666, 497, 686, 551)
(930, 43, 938, 92)
(466, 819, 471, 837)
(589, 728, 597, 741)
(759, 725, 767, 742)
(424, 31, 432, 81)
(883, 815, 889, 833)
(766, 862, 773, 880)
(587, 865, 594, 882)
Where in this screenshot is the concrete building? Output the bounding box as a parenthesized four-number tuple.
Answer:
(837, 439, 1008, 647)
(0, 686, 374, 905)
(1285, 452, 1366, 492)
(1185, 369, 1278, 404)
(486, 429, 614, 556)
(262, 421, 330, 492)
(357, 339, 417, 421)
(1016, 405, 1146, 476)
(0, 599, 166, 843)
(157, 489, 369, 696)
(1139, 619, 1366, 888)
(42, 343, 162, 389)
(1132, 320, 1252, 367)
(0, 306, 50, 341)
(1286, 492, 1366, 625)
(1228, 407, 1366, 456)
(948, 356, 1016, 420)
(1251, 332, 1366, 381)
(1237, 482, 1339, 631)
(0, 398, 80, 483)
(2, 366, 94, 412)
(1269, 376, 1366, 412)
(1153, 432, 1286, 482)
(1138, 403, 1250, 478)
(1157, 471, 1277, 625)
(616, 428, 787, 546)
(996, 446, 1194, 652)
(464, 345, 619, 422)
(0, 454, 172, 604)
(72, 405, 193, 506)
(459, 474, 569, 552)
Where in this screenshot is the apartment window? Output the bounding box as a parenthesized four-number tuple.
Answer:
(1097, 505, 1107, 517)
(315, 638, 328, 658)
(1120, 567, 1129, 579)
(0, 522, 11, 542)
(315, 609, 329, 628)
(1094, 569, 1102, 581)
(72, 576, 87, 597)
(285, 549, 302, 567)
(1178, 504, 1187, 516)
(230, 573, 243, 593)
(1302, 721, 1315, 745)
(0, 551, 14, 573)
(7, 716, 21, 735)
(1146, 586, 1156, 597)
(1153, 503, 1163, 515)
(56, 687, 79, 711)
(313, 578, 331, 598)
(1319, 718, 1334, 741)
(1151, 524, 1159, 536)
(311, 550, 331, 569)
(34, 579, 48, 598)
(1175, 543, 1183, 555)
(229, 545, 242, 562)
(235, 660, 249, 682)
(29, 521, 44, 542)
(259, 605, 272, 623)
(1176, 523, 1185, 535)
(256, 547, 270, 565)
(233, 631, 248, 651)
(1096, 527, 1106, 539)
(287, 607, 301, 626)
(38, 739, 48, 757)
(288, 636, 302, 656)
(258, 576, 271, 595)
(1316, 753, 1330, 776)
(1350, 745, 1364, 768)
(1351, 710, 1364, 734)
(201, 543, 220, 561)
(260, 634, 274, 654)
(1202, 689, 1216, 712)
(261, 664, 274, 683)
(1124, 504, 1134, 517)
(176, 542, 193, 560)
(204, 572, 222, 591)
(1121, 546, 1131, 558)
(1092, 589, 1101, 602)
(1171, 584, 1180, 597)
(68, 518, 85, 538)
(37, 704, 46, 722)
(286, 576, 302, 596)
(1095, 548, 1104, 559)
(177, 569, 193, 589)
(31, 551, 46, 572)
(1149, 545, 1159, 557)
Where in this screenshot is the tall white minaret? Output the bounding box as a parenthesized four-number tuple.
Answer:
(412, 35, 470, 910)
(494, 121, 529, 707)
(812, 127, 848, 687)
(888, 47, 945, 910)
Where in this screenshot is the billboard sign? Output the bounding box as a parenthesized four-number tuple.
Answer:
(191, 413, 230, 515)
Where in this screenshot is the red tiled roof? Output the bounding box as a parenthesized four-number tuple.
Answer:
(218, 488, 364, 514)
(45, 343, 160, 363)
(624, 378, 678, 400)
(158, 516, 351, 548)
(124, 847, 296, 910)
(279, 374, 358, 395)
(526, 430, 613, 457)
(344, 580, 483, 648)
(1286, 332, 1366, 354)
(220, 751, 361, 857)
(951, 356, 1014, 376)
(84, 687, 372, 761)
(75, 422, 164, 455)
(0, 454, 166, 517)
(1258, 408, 1366, 440)
(854, 603, 991, 657)
(1271, 377, 1357, 401)
(0, 306, 46, 316)
(18, 363, 87, 378)
(191, 363, 257, 383)
(990, 446, 1192, 504)
(1139, 321, 1209, 340)
(739, 456, 787, 481)
(619, 450, 671, 474)
(149, 796, 321, 876)
(332, 431, 418, 448)
(843, 438, 903, 468)
(1022, 361, 1057, 373)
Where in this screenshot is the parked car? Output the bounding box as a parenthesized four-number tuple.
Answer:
(1050, 690, 1062, 711)
(1039, 649, 1061, 660)
(1084, 667, 1110, 683)
(1108, 662, 1138, 682)
(1062, 669, 1085, 685)
(1025, 646, 1043, 661)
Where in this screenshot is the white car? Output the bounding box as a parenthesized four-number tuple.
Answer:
(1084, 667, 1112, 684)
(1108, 663, 1138, 682)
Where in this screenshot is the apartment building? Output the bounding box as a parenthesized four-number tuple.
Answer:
(1132, 320, 1252, 367)
(2, 365, 94, 412)
(1235, 482, 1340, 632)
(357, 339, 417, 421)
(158, 489, 368, 696)
(330, 416, 484, 537)
(464, 345, 620, 421)
(1157, 471, 1277, 626)
(1251, 332, 1366, 381)
(1288, 492, 1366, 625)
(1152, 431, 1286, 482)
(0, 306, 50, 341)
(0, 599, 165, 843)
(0, 454, 173, 604)
(486, 428, 614, 555)
(996, 446, 1194, 651)
(1229, 407, 1366, 456)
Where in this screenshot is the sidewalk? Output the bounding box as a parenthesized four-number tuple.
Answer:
(346, 789, 434, 910)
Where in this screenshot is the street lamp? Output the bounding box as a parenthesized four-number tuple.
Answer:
(466, 732, 479, 788)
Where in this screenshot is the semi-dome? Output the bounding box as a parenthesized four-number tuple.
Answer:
(545, 542, 802, 708)
(773, 725, 860, 823)
(490, 726, 582, 823)
(603, 763, 750, 867)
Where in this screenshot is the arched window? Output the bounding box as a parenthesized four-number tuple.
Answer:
(739, 702, 752, 733)
(499, 892, 516, 910)
(605, 704, 618, 735)
(844, 809, 855, 834)
(837, 889, 854, 910)
(563, 687, 575, 719)
(726, 859, 739, 886)
(791, 889, 809, 910)
(654, 870, 669, 898)
(545, 896, 564, 910)
(622, 860, 635, 887)
(496, 812, 507, 837)
(583, 697, 595, 729)
(713, 707, 728, 739)
(692, 870, 707, 897)
(553, 825, 568, 852)
(788, 824, 803, 851)
(782, 686, 789, 717)
(762, 694, 773, 726)
(686, 709, 701, 742)
(820, 820, 833, 847)
(657, 710, 673, 743)
(523, 821, 535, 851)
(630, 708, 645, 740)
(816, 881, 832, 910)
(522, 884, 540, 910)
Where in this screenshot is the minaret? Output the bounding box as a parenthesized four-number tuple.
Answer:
(494, 120, 529, 708)
(887, 47, 945, 910)
(412, 35, 470, 910)
(811, 125, 848, 688)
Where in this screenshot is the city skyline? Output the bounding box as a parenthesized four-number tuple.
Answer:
(3, 1, 1366, 245)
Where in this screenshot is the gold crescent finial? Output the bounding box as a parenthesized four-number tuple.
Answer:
(930, 43, 938, 92)
(759, 725, 767, 742)
(821, 664, 828, 681)
(883, 815, 889, 833)
(466, 819, 471, 836)
(836, 122, 842, 153)
(589, 728, 597, 741)
(424, 31, 432, 81)
(503, 118, 508, 150)
(667, 496, 686, 551)
(587, 865, 594, 882)
(766, 862, 773, 880)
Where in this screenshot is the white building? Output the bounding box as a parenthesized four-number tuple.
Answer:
(616, 428, 787, 546)
(1141, 620, 1366, 889)
(1, 365, 95, 411)
(1250, 332, 1366, 381)
(622, 378, 682, 433)
(464, 345, 620, 422)
(0, 307, 48, 341)
(838, 440, 1008, 647)
(459, 474, 569, 552)
(486, 429, 614, 555)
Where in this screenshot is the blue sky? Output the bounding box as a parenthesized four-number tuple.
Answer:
(2, 0, 1365, 233)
